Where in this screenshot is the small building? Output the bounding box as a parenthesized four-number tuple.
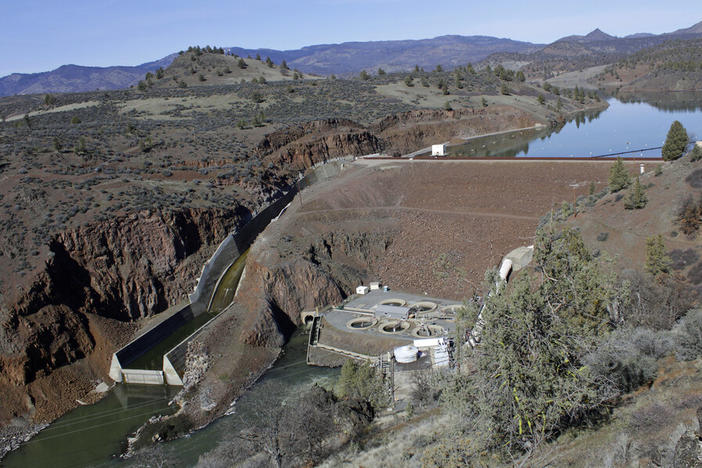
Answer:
(431, 144, 447, 156)
(356, 285, 369, 295)
(697, 141, 702, 149)
(369, 281, 381, 291)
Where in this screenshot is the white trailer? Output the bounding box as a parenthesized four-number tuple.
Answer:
(431, 144, 447, 156)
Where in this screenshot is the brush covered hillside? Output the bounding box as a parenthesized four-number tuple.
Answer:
(0, 46, 603, 444)
(142, 46, 315, 90)
(594, 38, 702, 92)
(308, 144, 702, 468)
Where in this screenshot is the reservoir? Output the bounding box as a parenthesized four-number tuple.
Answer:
(444, 93, 702, 159)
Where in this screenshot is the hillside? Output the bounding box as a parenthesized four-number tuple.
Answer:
(0, 55, 176, 97)
(486, 22, 702, 80)
(594, 38, 702, 92)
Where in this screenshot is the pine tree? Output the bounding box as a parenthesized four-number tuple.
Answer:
(662, 120, 689, 161)
(645, 235, 670, 278)
(359, 70, 370, 80)
(624, 177, 647, 209)
(608, 157, 631, 192)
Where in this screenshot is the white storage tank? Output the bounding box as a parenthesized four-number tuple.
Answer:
(394, 345, 419, 363)
(356, 285, 369, 295)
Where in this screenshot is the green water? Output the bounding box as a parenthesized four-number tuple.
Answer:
(126, 312, 215, 370)
(121, 331, 339, 467)
(2, 385, 178, 468)
(208, 248, 249, 314)
(125, 249, 249, 370)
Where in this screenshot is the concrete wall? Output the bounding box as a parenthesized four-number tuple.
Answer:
(121, 369, 165, 385)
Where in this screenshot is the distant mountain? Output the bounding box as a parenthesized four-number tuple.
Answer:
(226, 35, 543, 76)
(669, 20, 702, 36)
(0, 55, 177, 97)
(625, 33, 655, 39)
(558, 28, 617, 43)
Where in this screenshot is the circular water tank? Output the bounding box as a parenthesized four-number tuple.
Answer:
(394, 345, 419, 363)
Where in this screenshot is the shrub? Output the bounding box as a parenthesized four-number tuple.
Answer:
(337, 360, 388, 409)
(673, 309, 702, 360)
(690, 144, 702, 162)
(677, 194, 702, 237)
(621, 270, 695, 329)
(464, 228, 621, 454)
(584, 328, 672, 394)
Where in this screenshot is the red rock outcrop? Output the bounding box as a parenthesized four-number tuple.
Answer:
(0, 207, 247, 423)
(255, 119, 382, 170)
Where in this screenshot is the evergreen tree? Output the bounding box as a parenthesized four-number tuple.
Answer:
(377, 67, 386, 75)
(237, 58, 248, 69)
(608, 157, 631, 192)
(537, 94, 545, 105)
(624, 177, 647, 209)
(516, 70, 525, 82)
(645, 235, 670, 278)
(265, 56, 274, 68)
(463, 228, 618, 454)
(662, 121, 689, 161)
(359, 70, 370, 80)
(281, 60, 289, 70)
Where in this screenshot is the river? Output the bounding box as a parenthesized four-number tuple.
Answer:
(4, 91, 702, 467)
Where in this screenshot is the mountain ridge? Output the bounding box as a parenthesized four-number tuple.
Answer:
(2, 19, 702, 97)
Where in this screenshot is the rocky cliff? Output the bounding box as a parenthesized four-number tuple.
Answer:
(256, 118, 382, 170)
(0, 207, 247, 423)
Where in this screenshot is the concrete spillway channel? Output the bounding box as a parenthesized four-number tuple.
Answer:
(108, 158, 353, 386)
(109, 250, 249, 386)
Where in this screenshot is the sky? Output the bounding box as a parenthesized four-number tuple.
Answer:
(0, 0, 699, 76)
